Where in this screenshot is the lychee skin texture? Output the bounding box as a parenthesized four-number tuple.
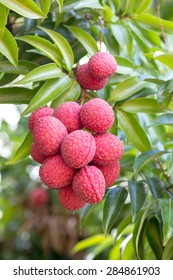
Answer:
(73, 165, 106, 204)
(53, 102, 83, 133)
(33, 116, 68, 157)
(76, 63, 108, 90)
(80, 98, 114, 133)
(93, 133, 124, 166)
(30, 143, 47, 164)
(58, 185, 86, 211)
(30, 186, 49, 206)
(94, 161, 120, 188)
(28, 106, 54, 133)
(39, 154, 76, 189)
(88, 52, 117, 79)
(61, 130, 96, 169)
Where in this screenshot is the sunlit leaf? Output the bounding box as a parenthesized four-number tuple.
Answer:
(120, 98, 163, 113)
(133, 0, 152, 14)
(159, 198, 173, 246)
(71, 234, 106, 254)
(0, 28, 18, 67)
(37, 0, 51, 15)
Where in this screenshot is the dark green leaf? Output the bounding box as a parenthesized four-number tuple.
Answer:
(0, 60, 38, 75)
(80, 204, 98, 230)
(0, 87, 37, 104)
(0, 28, 18, 67)
(162, 236, 173, 260)
(120, 98, 163, 113)
(159, 198, 173, 246)
(146, 177, 165, 199)
(115, 215, 132, 240)
(71, 234, 106, 254)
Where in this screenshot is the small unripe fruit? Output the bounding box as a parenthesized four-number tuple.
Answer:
(30, 186, 49, 206)
(76, 63, 107, 90)
(30, 143, 47, 164)
(53, 102, 83, 132)
(58, 185, 86, 211)
(93, 133, 124, 166)
(80, 98, 114, 133)
(28, 106, 54, 133)
(73, 165, 106, 204)
(39, 154, 76, 189)
(61, 130, 96, 168)
(33, 116, 67, 156)
(94, 161, 120, 188)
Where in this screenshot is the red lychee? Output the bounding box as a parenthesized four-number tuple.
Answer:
(30, 143, 47, 164)
(76, 63, 107, 90)
(33, 116, 67, 157)
(93, 133, 124, 166)
(94, 161, 120, 188)
(39, 154, 76, 189)
(80, 98, 114, 133)
(30, 186, 49, 206)
(28, 106, 54, 133)
(53, 102, 83, 132)
(58, 185, 86, 211)
(61, 130, 96, 168)
(88, 52, 117, 79)
(73, 165, 106, 204)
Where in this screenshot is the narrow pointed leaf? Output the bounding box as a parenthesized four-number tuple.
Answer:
(56, 0, 64, 13)
(0, 28, 18, 67)
(146, 177, 165, 199)
(149, 113, 173, 127)
(0, 60, 38, 75)
(133, 0, 152, 14)
(159, 198, 173, 246)
(0, 87, 37, 104)
(37, 0, 51, 15)
(71, 234, 106, 254)
(0, 4, 8, 39)
(120, 98, 163, 113)
(162, 236, 173, 260)
(154, 54, 173, 69)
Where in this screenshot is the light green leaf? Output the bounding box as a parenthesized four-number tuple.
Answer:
(0, 60, 38, 75)
(108, 77, 145, 103)
(6, 132, 33, 165)
(0, 28, 18, 67)
(103, 187, 128, 236)
(39, 27, 74, 72)
(74, 0, 104, 10)
(71, 234, 106, 254)
(159, 198, 173, 246)
(0, 4, 8, 39)
(0, 87, 37, 104)
(86, 236, 113, 260)
(121, 0, 135, 14)
(154, 54, 173, 69)
(149, 114, 173, 127)
(56, 0, 64, 13)
(0, 0, 45, 19)
(162, 236, 173, 260)
(66, 26, 98, 56)
(115, 56, 135, 74)
(17, 63, 64, 84)
(133, 0, 152, 14)
(120, 98, 163, 113)
(17, 35, 62, 67)
(37, 0, 51, 15)
(21, 76, 73, 116)
(117, 110, 151, 152)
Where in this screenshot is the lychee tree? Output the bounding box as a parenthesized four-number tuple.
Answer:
(0, 0, 173, 260)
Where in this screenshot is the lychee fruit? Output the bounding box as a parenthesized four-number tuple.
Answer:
(94, 161, 120, 188)
(88, 52, 117, 79)
(39, 154, 76, 189)
(80, 98, 114, 133)
(30, 186, 49, 206)
(33, 116, 67, 157)
(76, 63, 107, 90)
(61, 130, 96, 168)
(30, 143, 47, 164)
(53, 102, 83, 132)
(58, 185, 86, 211)
(73, 165, 106, 204)
(93, 132, 124, 166)
(28, 106, 54, 133)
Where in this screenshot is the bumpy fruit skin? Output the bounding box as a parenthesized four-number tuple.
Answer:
(58, 185, 86, 211)
(94, 161, 120, 188)
(88, 52, 117, 79)
(61, 130, 96, 168)
(28, 106, 54, 133)
(80, 98, 114, 133)
(93, 133, 124, 166)
(73, 165, 106, 204)
(76, 63, 107, 90)
(53, 102, 83, 132)
(39, 154, 76, 189)
(30, 186, 49, 206)
(33, 116, 67, 156)
(30, 143, 47, 164)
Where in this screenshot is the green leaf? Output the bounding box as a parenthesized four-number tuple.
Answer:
(17, 63, 64, 84)
(66, 26, 98, 56)
(71, 234, 106, 254)
(133, 0, 152, 14)
(0, 28, 18, 67)
(39, 27, 74, 72)
(6, 132, 32, 165)
(121, 0, 135, 14)
(115, 215, 132, 240)
(0, 87, 37, 104)
(162, 236, 173, 260)
(154, 54, 173, 70)
(37, 0, 51, 15)
(120, 98, 163, 113)
(0, 4, 8, 39)
(80, 204, 98, 230)
(157, 80, 173, 109)
(56, 0, 64, 13)
(21, 76, 73, 116)
(86, 236, 113, 260)
(17, 35, 62, 67)
(128, 180, 148, 222)
(115, 56, 135, 75)
(146, 177, 165, 199)
(134, 150, 170, 176)
(74, 0, 104, 10)
(0, 0, 46, 19)
(108, 77, 145, 103)
(103, 187, 128, 236)
(0, 60, 38, 75)
(117, 110, 151, 152)
(159, 198, 173, 246)
(149, 113, 173, 127)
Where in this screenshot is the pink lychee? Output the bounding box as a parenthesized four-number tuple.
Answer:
(73, 165, 106, 204)
(30, 143, 47, 164)
(88, 52, 117, 79)
(53, 102, 83, 132)
(28, 106, 54, 133)
(80, 98, 114, 133)
(58, 185, 86, 211)
(39, 154, 76, 189)
(76, 63, 107, 90)
(61, 130, 96, 168)
(93, 133, 124, 166)
(94, 161, 120, 188)
(30, 186, 49, 206)
(33, 116, 67, 157)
